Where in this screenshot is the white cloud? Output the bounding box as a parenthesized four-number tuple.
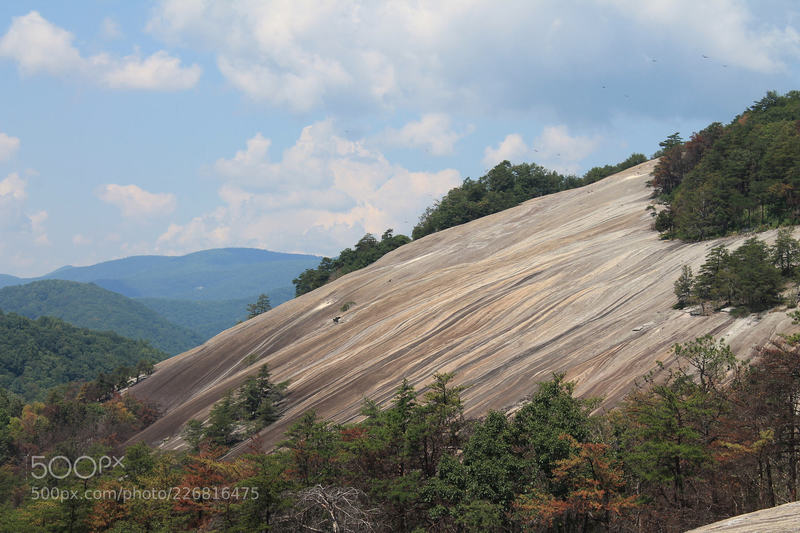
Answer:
(0, 11, 83, 75)
(100, 50, 201, 90)
(217, 54, 350, 112)
(534, 125, 599, 171)
(145, 0, 800, 113)
(98, 184, 176, 218)
(483, 126, 599, 174)
(159, 121, 461, 255)
(382, 114, 471, 156)
(483, 134, 530, 168)
(29, 210, 49, 245)
(0, 172, 25, 202)
(0, 174, 48, 246)
(601, 0, 800, 73)
(0, 11, 201, 91)
(0, 132, 20, 161)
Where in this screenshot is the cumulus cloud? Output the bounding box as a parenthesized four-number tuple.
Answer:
(0, 10, 83, 75)
(98, 184, 176, 218)
(483, 126, 599, 174)
(0, 172, 25, 202)
(99, 50, 201, 90)
(483, 134, 531, 168)
(145, 0, 800, 115)
(381, 114, 472, 156)
(535, 125, 599, 170)
(29, 210, 49, 245)
(601, 0, 800, 73)
(0, 132, 20, 161)
(158, 121, 461, 255)
(0, 173, 48, 245)
(0, 11, 201, 90)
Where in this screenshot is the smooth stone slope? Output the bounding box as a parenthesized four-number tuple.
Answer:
(687, 501, 800, 532)
(127, 160, 796, 455)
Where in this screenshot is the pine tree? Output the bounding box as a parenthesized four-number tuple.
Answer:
(674, 265, 694, 308)
(246, 294, 271, 319)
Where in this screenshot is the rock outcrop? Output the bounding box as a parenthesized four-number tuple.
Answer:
(127, 160, 796, 455)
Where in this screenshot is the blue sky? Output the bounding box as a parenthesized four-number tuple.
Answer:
(0, 1, 798, 276)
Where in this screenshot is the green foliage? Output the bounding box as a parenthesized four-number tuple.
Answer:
(182, 419, 204, 452)
(204, 391, 237, 446)
(0, 280, 202, 355)
(124, 442, 155, 481)
(619, 338, 736, 500)
(186, 364, 288, 449)
(652, 132, 684, 159)
(582, 152, 647, 184)
(412, 161, 578, 240)
(0, 310, 166, 401)
(511, 373, 598, 484)
(653, 91, 800, 240)
(653, 207, 676, 236)
(673, 265, 694, 308)
(136, 296, 251, 341)
(246, 293, 271, 319)
(235, 364, 288, 431)
(8, 355, 800, 532)
(772, 227, 800, 276)
(293, 229, 411, 296)
(676, 235, 789, 312)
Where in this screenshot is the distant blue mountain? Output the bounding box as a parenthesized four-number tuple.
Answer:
(2, 248, 321, 301)
(0, 248, 322, 343)
(0, 274, 21, 289)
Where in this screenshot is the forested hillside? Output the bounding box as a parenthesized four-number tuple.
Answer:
(652, 90, 800, 240)
(0, 280, 202, 354)
(135, 297, 250, 341)
(0, 310, 165, 400)
(4, 336, 800, 531)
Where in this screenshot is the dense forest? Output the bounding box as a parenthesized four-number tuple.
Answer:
(0, 280, 202, 355)
(651, 90, 800, 240)
(294, 154, 646, 296)
(0, 310, 164, 400)
(135, 296, 251, 341)
(2, 333, 800, 531)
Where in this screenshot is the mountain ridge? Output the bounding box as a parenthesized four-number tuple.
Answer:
(0, 280, 203, 355)
(0, 248, 322, 301)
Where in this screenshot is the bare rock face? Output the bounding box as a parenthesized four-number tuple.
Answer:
(126, 160, 796, 455)
(687, 501, 800, 532)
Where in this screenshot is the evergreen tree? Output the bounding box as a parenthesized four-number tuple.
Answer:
(771, 228, 800, 276)
(511, 373, 597, 485)
(204, 391, 237, 446)
(246, 294, 271, 319)
(674, 265, 694, 308)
